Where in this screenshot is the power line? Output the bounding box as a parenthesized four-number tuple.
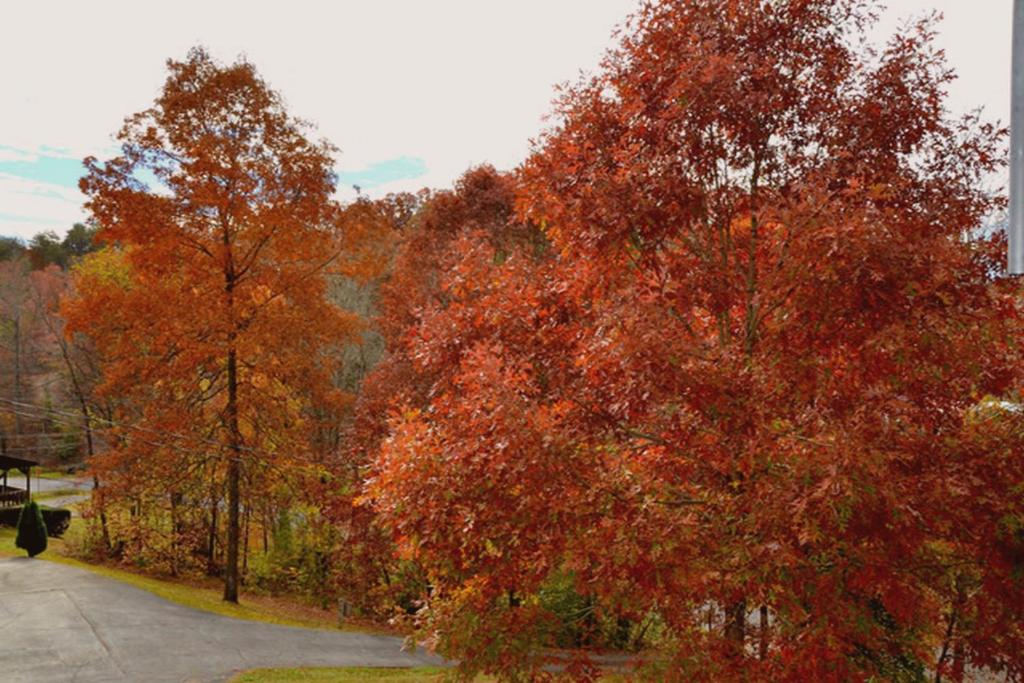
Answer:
(0, 397, 325, 485)
(0, 396, 282, 460)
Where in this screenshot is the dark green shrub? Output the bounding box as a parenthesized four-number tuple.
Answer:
(538, 571, 595, 648)
(15, 501, 48, 557)
(0, 506, 71, 537)
(39, 507, 71, 537)
(537, 570, 655, 651)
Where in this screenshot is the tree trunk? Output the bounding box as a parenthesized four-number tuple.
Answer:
(725, 599, 746, 652)
(223, 346, 241, 603)
(951, 580, 967, 683)
(12, 316, 21, 434)
(262, 504, 270, 553)
(951, 641, 965, 683)
(759, 605, 769, 660)
(207, 491, 219, 575)
(44, 286, 112, 553)
(242, 497, 250, 575)
(725, 158, 762, 661)
(93, 475, 112, 554)
(170, 491, 179, 577)
(80, 407, 111, 554)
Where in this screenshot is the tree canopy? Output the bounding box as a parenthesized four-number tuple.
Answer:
(366, 1, 1024, 680)
(64, 47, 382, 602)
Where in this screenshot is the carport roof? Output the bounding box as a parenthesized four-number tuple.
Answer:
(0, 455, 38, 472)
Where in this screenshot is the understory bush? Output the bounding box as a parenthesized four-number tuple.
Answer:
(538, 571, 657, 651)
(0, 505, 70, 537)
(15, 501, 48, 557)
(246, 509, 340, 607)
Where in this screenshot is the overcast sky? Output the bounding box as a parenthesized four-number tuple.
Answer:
(0, 0, 1013, 240)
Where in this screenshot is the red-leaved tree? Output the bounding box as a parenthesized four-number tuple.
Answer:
(368, 1, 1024, 680)
(334, 167, 542, 613)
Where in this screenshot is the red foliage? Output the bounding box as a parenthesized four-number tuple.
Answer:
(328, 167, 542, 613)
(367, 1, 1024, 680)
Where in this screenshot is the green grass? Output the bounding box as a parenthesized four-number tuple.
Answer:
(33, 488, 83, 501)
(36, 468, 83, 480)
(231, 668, 453, 682)
(3, 520, 374, 633)
(48, 553, 372, 631)
(0, 526, 17, 556)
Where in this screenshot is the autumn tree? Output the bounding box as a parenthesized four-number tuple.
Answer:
(0, 257, 50, 438)
(324, 168, 533, 614)
(0, 259, 105, 469)
(65, 48, 377, 602)
(368, 1, 1024, 680)
(27, 266, 101, 460)
(0, 258, 32, 437)
(27, 231, 68, 270)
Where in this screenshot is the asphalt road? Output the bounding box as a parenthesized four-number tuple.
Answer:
(0, 558, 441, 682)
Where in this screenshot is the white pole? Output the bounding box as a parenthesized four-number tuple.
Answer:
(1009, 0, 1024, 274)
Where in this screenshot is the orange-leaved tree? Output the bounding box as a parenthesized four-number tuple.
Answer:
(368, 1, 1024, 680)
(327, 167, 536, 614)
(64, 48, 379, 602)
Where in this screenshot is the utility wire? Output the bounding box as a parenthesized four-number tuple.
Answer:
(0, 396, 287, 460)
(0, 397, 325, 487)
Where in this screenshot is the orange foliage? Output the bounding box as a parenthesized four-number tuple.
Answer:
(63, 48, 383, 600)
(367, 2, 1024, 680)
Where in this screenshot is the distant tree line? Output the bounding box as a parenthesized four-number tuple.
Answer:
(0, 220, 103, 469)
(0, 222, 100, 270)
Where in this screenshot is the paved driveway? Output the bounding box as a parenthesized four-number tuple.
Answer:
(0, 558, 441, 682)
(32, 476, 93, 495)
(4, 476, 94, 510)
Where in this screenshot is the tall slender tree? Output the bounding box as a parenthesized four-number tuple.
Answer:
(66, 48, 376, 602)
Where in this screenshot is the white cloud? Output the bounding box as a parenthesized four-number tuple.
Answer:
(0, 174, 84, 241)
(1, 0, 641, 236)
(0, 1, 637, 171)
(0, 147, 39, 163)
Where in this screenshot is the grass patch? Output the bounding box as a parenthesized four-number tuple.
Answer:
(0, 519, 385, 634)
(33, 488, 83, 501)
(36, 467, 86, 480)
(48, 553, 379, 632)
(0, 526, 17, 556)
(231, 668, 453, 682)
